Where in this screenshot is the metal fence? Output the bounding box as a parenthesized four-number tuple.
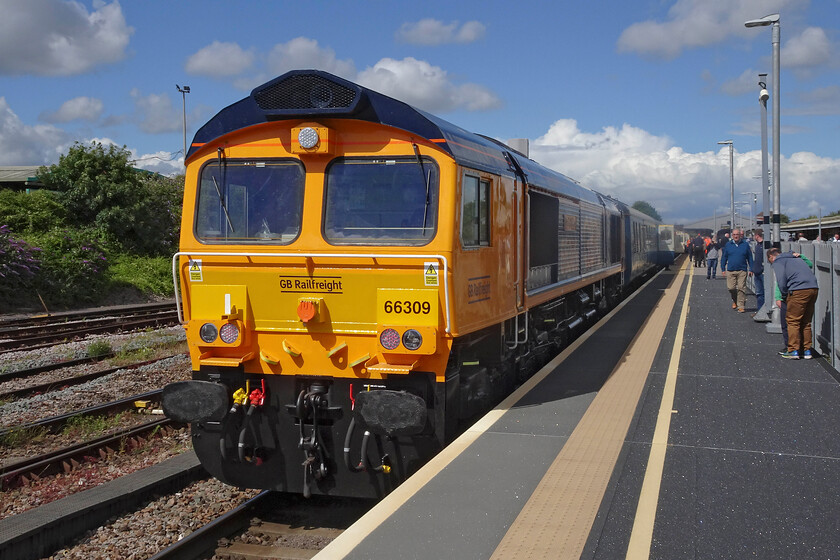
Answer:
(771, 242, 839, 367)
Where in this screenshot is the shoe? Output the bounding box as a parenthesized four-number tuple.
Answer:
(780, 350, 800, 359)
(706, 277, 710, 280)
(732, 303, 737, 309)
(778, 348, 788, 355)
(738, 308, 745, 313)
(803, 350, 814, 360)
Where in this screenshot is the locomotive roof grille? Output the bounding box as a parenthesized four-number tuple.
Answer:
(253, 74, 358, 111)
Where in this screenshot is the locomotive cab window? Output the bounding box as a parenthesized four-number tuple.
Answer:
(323, 157, 439, 245)
(195, 159, 304, 244)
(461, 174, 490, 247)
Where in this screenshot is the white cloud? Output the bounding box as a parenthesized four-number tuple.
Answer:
(357, 58, 501, 113)
(0, 0, 132, 76)
(39, 96, 104, 123)
(527, 118, 840, 224)
(396, 19, 486, 45)
(185, 41, 255, 77)
(131, 149, 185, 176)
(130, 89, 180, 134)
(720, 68, 764, 96)
(617, 0, 805, 60)
(266, 37, 356, 80)
(0, 97, 70, 165)
(781, 27, 832, 68)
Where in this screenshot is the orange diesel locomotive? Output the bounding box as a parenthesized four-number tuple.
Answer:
(162, 70, 662, 498)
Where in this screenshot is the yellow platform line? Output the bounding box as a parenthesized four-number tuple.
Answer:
(490, 258, 689, 560)
(625, 260, 695, 558)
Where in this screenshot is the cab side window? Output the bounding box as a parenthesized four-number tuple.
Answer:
(461, 174, 490, 247)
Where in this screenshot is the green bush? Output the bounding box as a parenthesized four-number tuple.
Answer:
(37, 142, 184, 256)
(0, 189, 67, 233)
(107, 254, 174, 296)
(26, 227, 108, 307)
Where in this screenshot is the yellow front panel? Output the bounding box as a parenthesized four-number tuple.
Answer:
(191, 284, 249, 321)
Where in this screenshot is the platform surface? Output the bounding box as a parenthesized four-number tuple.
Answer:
(316, 256, 840, 560)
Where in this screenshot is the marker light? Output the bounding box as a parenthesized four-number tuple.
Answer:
(219, 322, 240, 344)
(402, 329, 423, 351)
(380, 328, 400, 350)
(199, 323, 218, 343)
(298, 127, 319, 149)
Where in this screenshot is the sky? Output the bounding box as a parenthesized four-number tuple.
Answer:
(1, 0, 838, 225)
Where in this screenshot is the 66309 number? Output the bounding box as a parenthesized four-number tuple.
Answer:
(383, 300, 431, 315)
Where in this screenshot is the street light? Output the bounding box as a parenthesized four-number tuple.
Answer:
(176, 84, 191, 164)
(718, 140, 734, 235)
(745, 13, 780, 248)
(741, 191, 758, 230)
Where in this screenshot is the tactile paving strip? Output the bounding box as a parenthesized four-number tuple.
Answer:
(490, 259, 689, 559)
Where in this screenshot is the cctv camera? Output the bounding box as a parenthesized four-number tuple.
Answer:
(759, 89, 770, 101)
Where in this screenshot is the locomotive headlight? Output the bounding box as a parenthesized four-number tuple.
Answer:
(199, 323, 218, 343)
(402, 329, 423, 351)
(298, 127, 319, 149)
(380, 328, 400, 350)
(219, 322, 240, 344)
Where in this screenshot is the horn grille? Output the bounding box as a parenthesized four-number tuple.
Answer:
(254, 74, 357, 110)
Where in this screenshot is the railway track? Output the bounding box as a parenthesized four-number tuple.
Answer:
(0, 354, 182, 401)
(152, 492, 374, 560)
(0, 417, 176, 489)
(0, 301, 179, 354)
(0, 389, 163, 441)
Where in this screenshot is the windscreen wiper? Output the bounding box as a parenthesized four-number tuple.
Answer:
(214, 147, 235, 232)
(412, 143, 431, 232)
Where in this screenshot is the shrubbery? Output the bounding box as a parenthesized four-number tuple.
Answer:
(0, 225, 40, 306)
(0, 141, 183, 310)
(27, 228, 109, 307)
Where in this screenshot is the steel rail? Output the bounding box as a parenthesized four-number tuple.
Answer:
(149, 491, 274, 560)
(0, 418, 176, 489)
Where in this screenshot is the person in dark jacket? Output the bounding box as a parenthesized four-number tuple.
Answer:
(692, 235, 705, 267)
(720, 228, 753, 312)
(768, 248, 819, 359)
(751, 230, 765, 313)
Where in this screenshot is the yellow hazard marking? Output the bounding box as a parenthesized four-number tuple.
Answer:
(424, 261, 439, 286)
(188, 259, 203, 282)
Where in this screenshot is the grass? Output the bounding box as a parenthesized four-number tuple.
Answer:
(107, 254, 174, 297)
(62, 412, 128, 439)
(86, 340, 113, 358)
(109, 339, 187, 366)
(0, 426, 48, 448)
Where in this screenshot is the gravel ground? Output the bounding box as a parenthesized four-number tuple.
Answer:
(46, 478, 260, 560)
(0, 325, 186, 374)
(0, 329, 190, 430)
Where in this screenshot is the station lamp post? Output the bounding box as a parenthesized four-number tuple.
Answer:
(745, 13, 781, 248)
(718, 140, 734, 235)
(176, 84, 191, 163)
(741, 191, 759, 230)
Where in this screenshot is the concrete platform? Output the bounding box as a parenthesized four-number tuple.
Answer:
(316, 257, 840, 559)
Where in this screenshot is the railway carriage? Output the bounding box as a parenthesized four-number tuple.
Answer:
(163, 70, 661, 498)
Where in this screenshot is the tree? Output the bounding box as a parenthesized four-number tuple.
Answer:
(37, 142, 183, 255)
(631, 201, 662, 221)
